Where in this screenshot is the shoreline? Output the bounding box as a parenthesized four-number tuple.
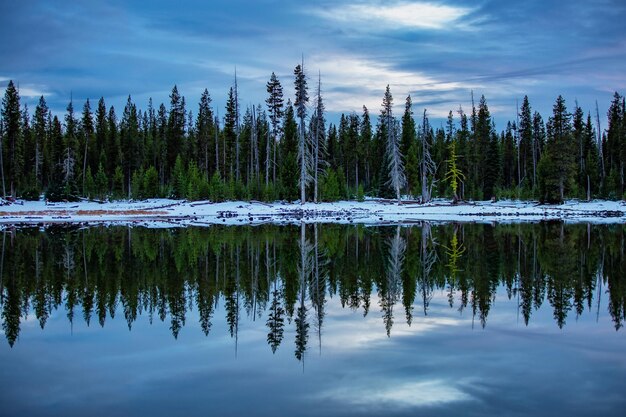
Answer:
(1, 198, 626, 227)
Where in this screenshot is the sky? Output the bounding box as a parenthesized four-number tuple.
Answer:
(1, 0, 625, 130)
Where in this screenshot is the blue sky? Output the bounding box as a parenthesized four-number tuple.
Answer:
(1, 0, 625, 129)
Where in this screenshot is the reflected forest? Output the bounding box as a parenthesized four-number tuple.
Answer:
(1, 223, 625, 359)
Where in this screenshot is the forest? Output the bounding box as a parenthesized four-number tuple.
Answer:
(1, 223, 625, 355)
(1, 66, 625, 204)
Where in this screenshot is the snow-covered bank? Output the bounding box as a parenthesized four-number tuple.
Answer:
(1, 198, 626, 227)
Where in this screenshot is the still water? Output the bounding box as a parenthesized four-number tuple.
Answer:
(0, 222, 624, 416)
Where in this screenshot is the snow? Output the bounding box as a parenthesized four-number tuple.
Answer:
(0, 198, 625, 227)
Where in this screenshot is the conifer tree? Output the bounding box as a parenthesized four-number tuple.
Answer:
(120, 96, 140, 198)
(538, 95, 575, 203)
(280, 101, 299, 201)
(294, 62, 310, 204)
(196, 89, 214, 176)
(606, 92, 624, 196)
(224, 87, 238, 179)
(360, 106, 372, 190)
(33, 96, 49, 189)
(266, 72, 284, 185)
(167, 85, 185, 180)
(62, 99, 78, 198)
(1, 80, 21, 196)
(94, 98, 107, 174)
(80, 99, 94, 194)
(518, 96, 533, 188)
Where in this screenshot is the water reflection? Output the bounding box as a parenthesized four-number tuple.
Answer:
(1, 222, 625, 356)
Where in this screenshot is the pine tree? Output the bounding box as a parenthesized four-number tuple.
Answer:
(538, 95, 575, 203)
(474, 95, 495, 199)
(518, 96, 533, 189)
(33, 96, 49, 189)
(224, 87, 238, 180)
(401, 95, 416, 160)
(360, 106, 373, 191)
(20, 104, 33, 191)
(94, 98, 107, 172)
(106, 106, 120, 181)
(1, 80, 21, 196)
(266, 72, 284, 185)
(606, 92, 624, 196)
(63, 99, 79, 199)
(294, 62, 310, 204)
(120, 96, 141, 198)
(167, 85, 185, 181)
(196, 89, 214, 176)
(502, 122, 516, 189)
(80, 99, 94, 195)
(280, 101, 298, 201)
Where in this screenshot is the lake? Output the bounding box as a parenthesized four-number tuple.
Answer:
(0, 222, 625, 416)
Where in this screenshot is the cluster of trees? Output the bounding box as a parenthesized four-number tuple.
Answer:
(2, 69, 625, 203)
(2, 222, 625, 351)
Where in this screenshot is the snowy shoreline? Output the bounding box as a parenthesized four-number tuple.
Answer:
(1, 198, 626, 227)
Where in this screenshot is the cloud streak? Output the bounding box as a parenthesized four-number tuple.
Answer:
(313, 1, 474, 31)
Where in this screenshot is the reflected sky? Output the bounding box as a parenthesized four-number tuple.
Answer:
(2, 286, 624, 416)
(1, 224, 625, 416)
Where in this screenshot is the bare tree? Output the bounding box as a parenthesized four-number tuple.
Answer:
(420, 110, 436, 203)
(386, 119, 406, 203)
(381, 226, 406, 336)
(311, 72, 327, 203)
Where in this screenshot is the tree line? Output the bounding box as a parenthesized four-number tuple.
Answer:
(1, 67, 625, 203)
(2, 223, 625, 352)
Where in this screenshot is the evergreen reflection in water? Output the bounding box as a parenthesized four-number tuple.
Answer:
(1, 222, 624, 358)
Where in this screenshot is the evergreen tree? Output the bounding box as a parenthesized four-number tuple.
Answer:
(502, 122, 516, 189)
(280, 101, 298, 201)
(266, 72, 284, 185)
(1, 80, 21, 196)
(224, 87, 238, 180)
(167, 85, 185, 181)
(474, 95, 495, 199)
(120, 96, 141, 198)
(33, 96, 49, 189)
(518, 96, 533, 189)
(360, 106, 373, 191)
(400, 95, 416, 160)
(80, 99, 94, 194)
(20, 104, 33, 191)
(294, 62, 310, 203)
(106, 106, 120, 182)
(62, 99, 79, 198)
(94, 98, 107, 176)
(538, 96, 575, 203)
(606, 92, 624, 196)
(196, 89, 214, 176)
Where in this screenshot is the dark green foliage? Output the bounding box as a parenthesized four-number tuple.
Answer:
(539, 96, 576, 203)
(320, 168, 341, 201)
(0, 223, 624, 349)
(143, 166, 159, 198)
(2, 75, 619, 202)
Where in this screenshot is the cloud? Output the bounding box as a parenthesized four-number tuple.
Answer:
(313, 1, 474, 31)
(315, 379, 475, 408)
